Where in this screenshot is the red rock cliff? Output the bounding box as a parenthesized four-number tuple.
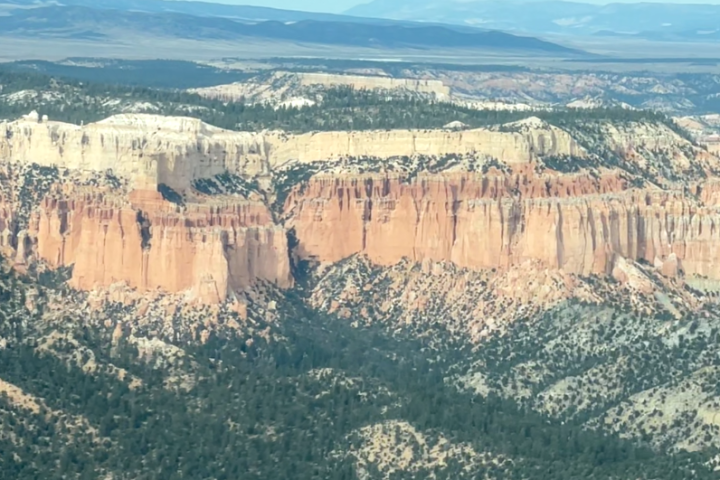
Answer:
(24, 189, 291, 303)
(284, 170, 720, 279)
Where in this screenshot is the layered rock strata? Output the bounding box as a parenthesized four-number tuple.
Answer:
(267, 122, 583, 168)
(0, 116, 270, 191)
(1, 178, 291, 303)
(40, 191, 290, 303)
(3, 112, 720, 303)
(284, 170, 720, 280)
(0, 114, 583, 190)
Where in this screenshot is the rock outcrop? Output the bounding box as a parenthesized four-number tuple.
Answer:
(0, 115, 270, 191)
(0, 114, 584, 190)
(0, 164, 291, 303)
(190, 71, 451, 104)
(30, 190, 291, 303)
(284, 169, 720, 281)
(266, 124, 583, 168)
(294, 72, 450, 97)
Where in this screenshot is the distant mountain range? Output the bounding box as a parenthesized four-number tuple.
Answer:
(0, 0, 583, 55)
(0, 5, 578, 53)
(1, 0, 377, 24)
(346, 0, 720, 42)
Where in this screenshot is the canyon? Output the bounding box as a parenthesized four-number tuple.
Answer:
(4, 15, 720, 479)
(4, 107, 720, 474)
(2, 112, 720, 305)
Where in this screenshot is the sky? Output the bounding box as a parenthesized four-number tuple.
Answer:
(200, 0, 720, 14)
(201, 0, 363, 13)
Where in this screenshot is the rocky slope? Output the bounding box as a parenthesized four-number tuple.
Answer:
(189, 71, 451, 105)
(677, 114, 720, 154)
(3, 254, 714, 480)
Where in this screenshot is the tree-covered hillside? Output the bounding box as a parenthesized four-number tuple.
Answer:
(0, 68, 682, 133)
(0, 257, 718, 480)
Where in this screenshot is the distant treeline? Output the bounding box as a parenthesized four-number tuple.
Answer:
(0, 67, 687, 134)
(3, 59, 252, 89)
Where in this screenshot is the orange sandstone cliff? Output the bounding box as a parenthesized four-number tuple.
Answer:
(33, 191, 291, 303)
(284, 170, 720, 280)
(0, 167, 291, 303)
(3, 113, 720, 304)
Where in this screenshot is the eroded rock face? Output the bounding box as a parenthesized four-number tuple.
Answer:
(284, 170, 720, 280)
(2, 112, 720, 304)
(32, 191, 291, 303)
(295, 72, 450, 96)
(0, 165, 292, 303)
(0, 114, 583, 190)
(268, 122, 584, 168)
(0, 116, 271, 191)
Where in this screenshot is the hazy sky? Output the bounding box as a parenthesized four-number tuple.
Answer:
(200, 0, 720, 14)
(204, 0, 362, 12)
